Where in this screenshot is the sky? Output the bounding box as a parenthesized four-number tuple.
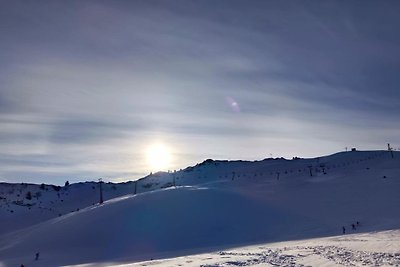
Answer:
(1, 0, 400, 184)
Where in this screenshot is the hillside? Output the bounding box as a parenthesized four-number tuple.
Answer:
(0, 150, 399, 266)
(0, 181, 136, 236)
(125, 230, 400, 267)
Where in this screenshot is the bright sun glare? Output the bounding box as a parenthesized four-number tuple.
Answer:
(146, 143, 172, 171)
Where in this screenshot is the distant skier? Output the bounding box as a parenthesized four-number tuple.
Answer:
(35, 252, 40, 260)
(356, 221, 360, 226)
(352, 223, 356, 230)
(342, 226, 346, 234)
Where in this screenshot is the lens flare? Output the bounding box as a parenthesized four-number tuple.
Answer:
(226, 96, 241, 113)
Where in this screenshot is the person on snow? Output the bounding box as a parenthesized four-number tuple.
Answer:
(35, 252, 40, 261)
(342, 226, 346, 234)
(352, 223, 356, 230)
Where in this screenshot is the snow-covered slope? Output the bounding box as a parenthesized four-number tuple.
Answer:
(0, 150, 399, 266)
(121, 230, 400, 267)
(0, 181, 136, 235)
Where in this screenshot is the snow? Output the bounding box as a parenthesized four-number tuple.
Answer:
(63, 230, 400, 267)
(0, 181, 136, 235)
(0, 150, 399, 266)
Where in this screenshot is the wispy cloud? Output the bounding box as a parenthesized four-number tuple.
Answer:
(1, 1, 400, 184)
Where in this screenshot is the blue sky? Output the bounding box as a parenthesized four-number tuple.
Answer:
(1, 0, 400, 184)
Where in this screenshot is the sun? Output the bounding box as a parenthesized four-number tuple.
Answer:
(146, 143, 172, 171)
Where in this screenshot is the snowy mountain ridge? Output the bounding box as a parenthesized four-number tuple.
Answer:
(0, 149, 399, 266)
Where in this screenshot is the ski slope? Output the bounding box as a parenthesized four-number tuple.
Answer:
(0, 181, 136, 235)
(92, 230, 400, 267)
(0, 150, 399, 266)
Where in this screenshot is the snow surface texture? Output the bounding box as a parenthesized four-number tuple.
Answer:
(103, 230, 399, 267)
(0, 150, 399, 266)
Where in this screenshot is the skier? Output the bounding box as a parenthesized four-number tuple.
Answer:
(342, 226, 346, 234)
(352, 223, 356, 230)
(35, 252, 40, 260)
